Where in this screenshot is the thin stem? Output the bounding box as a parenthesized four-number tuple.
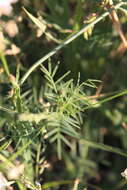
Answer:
(84, 89, 127, 110)
(80, 138, 127, 158)
(107, 0, 127, 46)
(0, 53, 10, 76)
(20, 2, 126, 85)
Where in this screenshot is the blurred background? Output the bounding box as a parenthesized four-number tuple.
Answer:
(0, 0, 127, 189)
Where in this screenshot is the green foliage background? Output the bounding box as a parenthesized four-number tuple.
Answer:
(0, 0, 127, 189)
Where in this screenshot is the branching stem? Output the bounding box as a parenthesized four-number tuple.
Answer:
(20, 2, 127, 85)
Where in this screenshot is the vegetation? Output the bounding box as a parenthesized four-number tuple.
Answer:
(0, 0, 127, 189)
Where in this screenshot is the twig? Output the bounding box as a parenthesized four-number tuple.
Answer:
(20, 2, 127, 85)
(84, 88, 127, 110)
(105, 0, 127, 47)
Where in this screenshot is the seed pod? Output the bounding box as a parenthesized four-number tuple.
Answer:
(83, 31, 89, 40)
(87, 25, 94, 36)
(83, 13, 97, 24)
(83, 13, 97, 40)
(101, 0, 110, 6)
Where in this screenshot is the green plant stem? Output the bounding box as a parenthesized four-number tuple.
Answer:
(20, 2, 127, 85)
(80, 139, 127, 158)
(84, 89, 127, 110)
(0, 88, 127, 120)
(0, 53, 10, 76)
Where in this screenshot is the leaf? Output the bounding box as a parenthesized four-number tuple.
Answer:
(52, 62, 60, 77)
(57, 138, 62, 159)
(50, 134, 58, 143)
(41, 65, 57, 93)
(66, 117, 80, 129)
(0, 140, 12, 151)
(23, 7, 46, 34)
(55, 71, 71, 85)
(46, 128, 59, 138)
(80, 139, 127, 157)
(61, 128, 79, 138)
(60, 135, 72, 148)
